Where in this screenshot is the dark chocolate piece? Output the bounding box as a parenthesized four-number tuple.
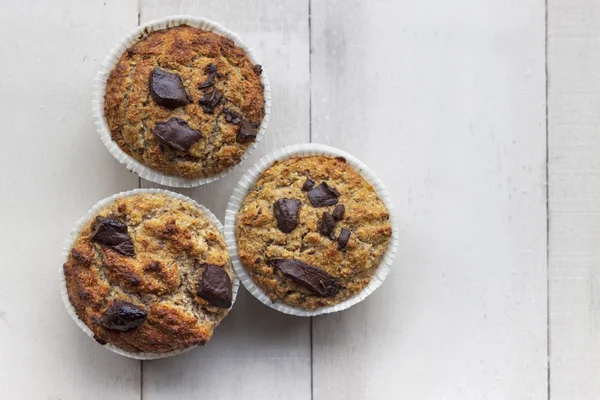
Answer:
(318, 212, 336, 239)
(237, 119, 259, 143)
(337, 228, 351, 250)
(223, 108, 243, 125)
(93, 336, 107, 345)
(153, 117, 202, 152)
(332, 204, 345, 221)
(196, 264, 232, 308)
(301, 177, 315, 191)
(273, 199, 301, 233)
(198, 64, 218, 89)
(198, 88, 223, 113)
(268, 259, 339, 297)
(149, 68, 191, 109)
(91, 217, 135, 257)
(100, 300, 147, 331)
(253, 64, 263, 75)
(144, 261, 162, 272)
(307, 182, 340, 207)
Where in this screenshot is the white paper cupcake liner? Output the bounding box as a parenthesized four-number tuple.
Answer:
(224, 144, 399, 317)
(92, 15, 272, 188)
(60, 188, 240, 359)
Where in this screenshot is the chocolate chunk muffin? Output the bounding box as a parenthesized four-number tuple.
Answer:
(104, 26, 265, 179)
(235, 156, 392, 310)
(63, 193, 235, 354)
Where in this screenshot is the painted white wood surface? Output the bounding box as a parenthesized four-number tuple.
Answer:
(0, 1, 140, 399)
(139, 1, 312, 399)
(310, 1, 547, 399)
(6, 0, 600, 398)
(548, 1, 600, 399)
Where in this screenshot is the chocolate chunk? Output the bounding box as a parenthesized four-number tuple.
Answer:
(91, 217, 135, 257)
(126, 276, 140, 286)
(153, 117, 202, 152)
(307, 182, 340, 207)
(196, 264, 232, 308)
(273, 199, 301, 233)
(337, 228, 351, 250)
(301, 177, 315, 191)
(223, 108, 243, 124)
(318, 212, 336, 239)
(144, 261, 162, 272)
(268, 259, 339, 297)
(100, 300, 147, 331)
(149, 68, 191, 109)
(253, 64, 263, 75)
(93, 336, 107, 345)
(198, 88, 223, 113)
(332, 204, 345, 221)
(237, 119, 259, 143)
(198, 63, 218, 88)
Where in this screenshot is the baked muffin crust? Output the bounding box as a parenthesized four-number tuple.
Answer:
(235, 156, 392, 309)
(63, 193, 234, 354)
(104, 26, 265, 179)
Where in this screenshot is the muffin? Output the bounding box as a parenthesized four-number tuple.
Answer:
(63, 192, 235, 354)
(235, 156, 392, 310)
(103, 25, 265, 179)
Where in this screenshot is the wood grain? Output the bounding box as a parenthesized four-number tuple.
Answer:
(0, 1, 140, 399)
(548, 1, 600, 399)
(310, 0, 547, 398)
(139, 1, 312, 399)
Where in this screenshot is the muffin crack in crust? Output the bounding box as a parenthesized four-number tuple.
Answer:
(104, 26, 265, 179)
(235, 156, 392, 310)
(64, 193, 234, 354)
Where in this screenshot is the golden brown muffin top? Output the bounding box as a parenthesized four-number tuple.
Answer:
(104, 26, 265, 179)
(235, 156, 392, 310)
(63, 193, 234, 354)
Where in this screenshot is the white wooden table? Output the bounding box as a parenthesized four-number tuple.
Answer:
(0, 0, 596, 398)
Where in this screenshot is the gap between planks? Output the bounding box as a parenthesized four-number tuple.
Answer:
(545, 0, 551, 399)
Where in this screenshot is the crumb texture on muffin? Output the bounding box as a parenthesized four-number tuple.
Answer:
(104, 26, 265, 179)
(64, 193, 234, 354)
(235, 156, 392, 310)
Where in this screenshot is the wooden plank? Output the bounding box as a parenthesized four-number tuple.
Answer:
(548, 1, 600, 399)
(310, 1, 547, 398)
(0, 1, 140, 399)
(139, 1, 312, 399)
